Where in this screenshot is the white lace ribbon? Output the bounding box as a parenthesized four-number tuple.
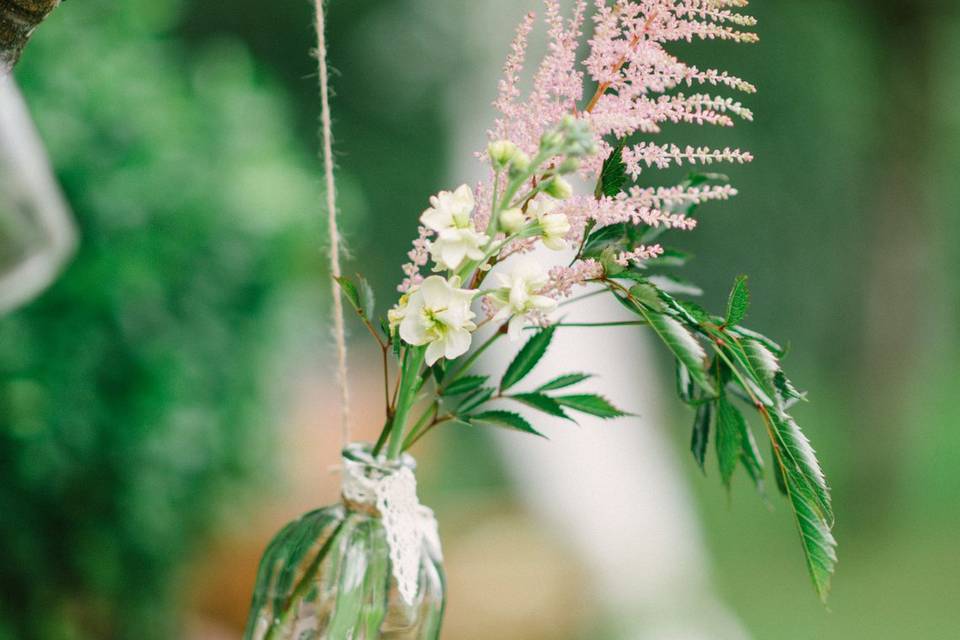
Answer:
(341, 457, 442, 605)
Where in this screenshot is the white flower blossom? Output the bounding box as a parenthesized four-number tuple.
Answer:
(487, 257, 557, 340)
(399, 275, 477, 365)
(420, 184, 488, 270)
(527, 196, 571, 250)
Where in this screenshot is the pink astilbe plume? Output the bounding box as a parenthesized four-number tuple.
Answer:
(484, 0, 756, 298)
(401, 0, 756, 296)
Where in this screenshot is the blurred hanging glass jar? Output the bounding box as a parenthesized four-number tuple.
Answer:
(0, 75, 76, 315)
(244, 444, 446, 640)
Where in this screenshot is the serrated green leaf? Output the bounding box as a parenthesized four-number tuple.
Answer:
(716, 395, 746, 486)
(511, 393, 572, 420)
(582, 223, 629, 258)
(691, 401, 713, 470)
(500, 325, 556, 391)
(554, 394, 626, 419)
(458, 387, 495, 414)
(335, 276, 361, 313)
(595, 140, 628, 198)
(761, 404, 836, 601)
(675, 362, 695, 405)
(442, 375, 489, 396)
(728, 325, 784, 356)
(725, 275, 750, 326)
(740, 420, 765, 493)
(628, 282, 666, 311)
(470, 410, 544, 437)
(772, 442, 788, 495)
(536, 373, 593, 392)
(767, 409, 833, 522)
(634, 306, 714, 395)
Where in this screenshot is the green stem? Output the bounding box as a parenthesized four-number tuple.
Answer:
(387, 346, 426, 460)
(404, 417, 454, 452)
(401, 402, 439, 450)
(370, 416, 392, 458)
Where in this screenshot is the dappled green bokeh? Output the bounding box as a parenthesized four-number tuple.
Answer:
(2, 0, 958, 638)
(0, 0, 333, 637)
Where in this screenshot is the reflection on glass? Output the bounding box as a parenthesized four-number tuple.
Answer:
(0, 74, 75, 315)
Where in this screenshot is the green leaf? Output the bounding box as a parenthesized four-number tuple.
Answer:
(768, 409, 833, 522)
(582, 223, 629, 258)
(690, 401, 713, 471)
(511, 393, 572, 420)
(772, 442, 788, 495)
(728, 325, 784, 356)
(458, 387, 495, 414)
(335, 274, 376, 319)
(634, 305, 714, 396)
(554, 394, 626, 419)
(595, 140, 628, 198)
(470, 410, 545, 437)
(334, 276, 361, 313)
(442, 375, 488, 396)
(725, 275, 750, 326)
(740, 417, 765, 492)
(628, 282, 666, 311)
(500, 325, 556, 391)
(764, 408, 836, 601)
(536, 373, 593, 392)
(675, 362, 695, 405)
(716, 395, 746, 486)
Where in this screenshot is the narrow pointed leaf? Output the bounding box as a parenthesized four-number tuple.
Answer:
(470, 410, 544, 437)
(763, 407, 836, 601)
(635, 305, 714, 395)
(725, 275, 750, 326)
(675, 362, 695, 404)
(511, 393, 572, 420)
(500, 325, 556, 391)
(458, 387, 495, 414)
(442, 375, 488, 396)
(536, 372, 593, 392)
(690, 401, 713, 470)
(715, 396, 745, 486)
(554, 394, 626, 419)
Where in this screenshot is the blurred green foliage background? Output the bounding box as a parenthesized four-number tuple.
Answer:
(1, 0, 958, 638)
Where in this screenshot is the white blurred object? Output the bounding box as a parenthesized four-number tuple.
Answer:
(0, 73, 76, 314)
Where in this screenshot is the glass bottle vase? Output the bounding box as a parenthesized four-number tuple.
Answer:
(243, 444, 445, 639)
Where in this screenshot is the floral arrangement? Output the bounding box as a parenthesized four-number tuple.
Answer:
(333, 0, 837, 603)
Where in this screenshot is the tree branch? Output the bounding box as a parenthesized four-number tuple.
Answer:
(1, 0, 62, 74)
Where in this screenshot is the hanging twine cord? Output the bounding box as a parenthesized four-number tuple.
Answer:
(314, 0, 350, 446)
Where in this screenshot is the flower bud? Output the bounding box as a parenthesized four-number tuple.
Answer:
(544, 176, 573, 200)
(488, 139, 518, 169)
(508, 150, 531, 176)
(499, 207, 527, 234)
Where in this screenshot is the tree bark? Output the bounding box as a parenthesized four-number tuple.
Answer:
(0, 0, 61, 74)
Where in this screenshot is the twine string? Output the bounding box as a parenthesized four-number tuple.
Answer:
(314, 0, 350, 446)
